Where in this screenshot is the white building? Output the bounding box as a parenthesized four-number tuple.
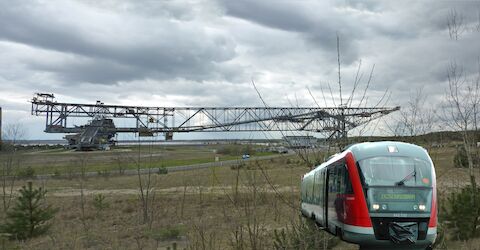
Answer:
(283, 136, 318, 148)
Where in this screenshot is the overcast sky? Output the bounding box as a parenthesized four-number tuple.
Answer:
(1, 0, 480, 140)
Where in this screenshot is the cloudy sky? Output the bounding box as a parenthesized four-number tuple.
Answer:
(1, 0, 479, 140)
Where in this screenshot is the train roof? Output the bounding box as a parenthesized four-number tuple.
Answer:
(304, 141, 432, 177)
(346, 141, 431, 162)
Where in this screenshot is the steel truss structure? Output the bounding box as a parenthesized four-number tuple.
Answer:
(31, 93, 399, 140)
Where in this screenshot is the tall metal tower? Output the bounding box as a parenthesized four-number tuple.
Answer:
(31, 93, 399, 149)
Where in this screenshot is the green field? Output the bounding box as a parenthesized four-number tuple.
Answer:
(1, 144, 277, 176)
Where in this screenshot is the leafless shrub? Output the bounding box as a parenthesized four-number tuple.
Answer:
(134, 142, 157, 225)
(180, 171, 188, 219)
(187, 219, 220, 250)
(114, 151, 128, 175)
(385, 87, 436, 140)
(447, 9, 466, 40)
(1, 123, 26, 213)
(226, 169, 269, 250)
(73, 154, 91, 242)
(273, 216, 339, 250)
(439, 61, 480, 187)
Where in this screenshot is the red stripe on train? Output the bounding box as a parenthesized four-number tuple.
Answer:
(344, 152, 372, 227)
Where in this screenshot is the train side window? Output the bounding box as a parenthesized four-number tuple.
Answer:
(332, 161, 353, 195)
(329, 163, 341, 193)
(337, 164, 344, 194)
(306, 180, 310, 201)
(315, 171, 321, 204)
(321, 169, 326, 203)
(311, 175, 315, 202)
(318, 171, 322, 204)
(344, 165, 354, 194)
(311, 173, 315, 203)
(328, 166, 335, 192)
(309, 176, 314, 203)
(333, 166, 339, 193)
(320, 169, 325, 204)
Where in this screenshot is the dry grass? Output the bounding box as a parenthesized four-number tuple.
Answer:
(2, 152, 316, 249)
(1, 145, 479, 249)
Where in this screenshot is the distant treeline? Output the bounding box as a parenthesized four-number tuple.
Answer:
(348, 130, 480, 146)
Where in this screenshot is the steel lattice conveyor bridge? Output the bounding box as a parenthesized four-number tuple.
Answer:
(31, 93, 399, 149)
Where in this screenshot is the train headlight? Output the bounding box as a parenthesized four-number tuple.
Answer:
(381, 204, 388, 210)
(419, 204, 426, 211)
(372, 204, 380, 210)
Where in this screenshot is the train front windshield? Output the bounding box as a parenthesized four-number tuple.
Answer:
(357, 156, 433, 213)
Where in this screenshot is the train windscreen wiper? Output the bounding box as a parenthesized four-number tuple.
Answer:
(395, 170, 416, 186)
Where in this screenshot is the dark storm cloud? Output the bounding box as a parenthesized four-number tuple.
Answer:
(1, 0, 479, 139)
(0, 1, 237, 84)
(27, 59, 141, 84)
(220, 0, 362, 64)
(223, 1, 314, 32)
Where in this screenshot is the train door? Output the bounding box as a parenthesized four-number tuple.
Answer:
(327, 159, 350, 235)
(313, 169, 326, 226)
(327, 163, 338, 233)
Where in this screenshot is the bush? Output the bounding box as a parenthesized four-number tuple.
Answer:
(97, 169, 110, 179)
(453, 145, 480, 168)
(454, 146, 469, 168)
(441, 185, 480, 240)
(53, 170, 61, 178)
(432, 222, 446, 249)
(92, 193, 109, 211)
(1, 182, 57, 240)
(122, 206, 135, 214)
(241, 145, 256, 156)
(230, 162, 245, 170)
(217, 145, 256, 156)
(157, 166, 168, 175)
(217, 146, 235, 156)
(146, 226, 182, 241)
(159, 226, 181, 240)
(273, 216, 339, 250)
(17, 166, 35, 178)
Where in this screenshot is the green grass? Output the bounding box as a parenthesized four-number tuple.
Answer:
(10, 145, 279, 175)
(20, 155, 240, 175)
(254, 151, 277, 157)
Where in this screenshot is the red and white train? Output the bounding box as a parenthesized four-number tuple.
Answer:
(301, 141, 436, 249)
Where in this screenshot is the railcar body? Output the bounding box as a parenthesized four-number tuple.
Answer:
(300, 141, 436, 249)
